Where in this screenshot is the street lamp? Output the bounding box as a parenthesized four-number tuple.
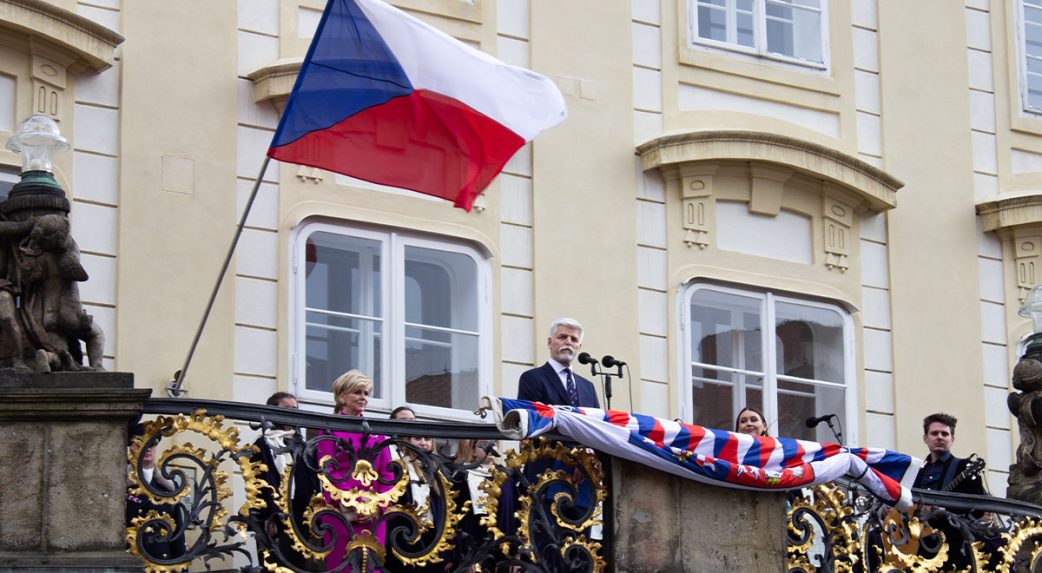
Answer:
(2, 115, 71, 216)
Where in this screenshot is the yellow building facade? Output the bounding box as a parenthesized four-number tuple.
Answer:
(0, 0, 1035, 498)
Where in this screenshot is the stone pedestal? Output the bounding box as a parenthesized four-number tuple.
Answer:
(0, 371, 151, 571)
(612, 458, 787, 572)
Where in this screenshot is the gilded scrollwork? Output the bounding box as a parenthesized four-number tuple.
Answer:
(126, 410, 609, 573)
(126, 410, 268, 573)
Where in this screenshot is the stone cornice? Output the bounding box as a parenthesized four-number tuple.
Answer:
(636, 130, 903, 213)
(248, 58, 302, 110)
(0, 0, 124, 72)
(977, 192, 1042, 232)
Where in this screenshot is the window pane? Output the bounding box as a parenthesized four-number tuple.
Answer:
(697, 4, 728, 42)
(404, 246, 478, 331)
(403, 245, 480, 410)
(691, 366, 763, 431)
(774, 301, 845, 383)
(767, 2, 822, 63)
(405, 327, 480, 410)
(305, 232, 383, 395)
(737, 12, 755, 48)
(305, 314, 383, 395)
(776, 379, 844, 441)
(690, 289, 763, 372)
(305, 232, 381, 317)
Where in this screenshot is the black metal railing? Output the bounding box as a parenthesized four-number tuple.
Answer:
(126, 398, 610, 573)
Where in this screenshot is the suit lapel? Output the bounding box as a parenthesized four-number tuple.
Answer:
(542, 362, 571, 406)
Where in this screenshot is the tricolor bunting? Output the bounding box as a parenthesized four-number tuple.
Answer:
(267, 0, 567, 211)
(483, 397, 921, 510)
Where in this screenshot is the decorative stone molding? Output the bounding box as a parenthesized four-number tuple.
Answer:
(296, 164, 324, 184)
(636, 130, 903, 213)
(667, 162, 717, 249)
(248, 58, 302, 112)
(0, 0, 124, 73)
(823, 192, 855, 273)
(1016, 236, 1041, 302)
(977, 192, 1042, 233)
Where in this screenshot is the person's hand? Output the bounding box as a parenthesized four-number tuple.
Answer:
(979, 512, 999, 527)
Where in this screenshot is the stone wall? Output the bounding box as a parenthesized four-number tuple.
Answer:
(0, 371, 149, 571)
(612, 458, 787, 572)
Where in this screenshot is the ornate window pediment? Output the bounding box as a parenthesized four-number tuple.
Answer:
(0, 0, 123, 74)
(637, 130, 902, 213)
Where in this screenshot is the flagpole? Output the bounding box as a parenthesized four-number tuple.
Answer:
(167, 156, 272, 397)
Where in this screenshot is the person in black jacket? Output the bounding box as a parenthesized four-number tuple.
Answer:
(249, 391, 321, 569)
(126, 424, 187, 563)
(912, 413, 993, 570)
(913, 413, 985, 495)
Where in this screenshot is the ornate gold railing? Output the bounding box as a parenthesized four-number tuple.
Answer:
(126, 400, 608, 573)
(787, 482, 1042, 573)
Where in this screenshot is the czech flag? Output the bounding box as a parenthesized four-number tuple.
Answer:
(267, 0, 567, 211)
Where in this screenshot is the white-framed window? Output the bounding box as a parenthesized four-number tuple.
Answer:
(689, 0, 827, 68)
(1019, 0, 1042, 113)
(291, 220, 492, 419)
(680, 282, 856, 442)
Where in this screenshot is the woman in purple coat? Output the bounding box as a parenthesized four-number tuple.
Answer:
(316, 370, 395, 570)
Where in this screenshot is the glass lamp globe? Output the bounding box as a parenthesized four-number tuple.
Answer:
(5, 115, 70, 173)
(1020, 285, 1042, 333)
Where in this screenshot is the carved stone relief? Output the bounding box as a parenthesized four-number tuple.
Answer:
(679, 163, 717, 250)
(31, 55, 66, 122)
(1017, 236, 1041, 303)
(823, 193, 855, 273)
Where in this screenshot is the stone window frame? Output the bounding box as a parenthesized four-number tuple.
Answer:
(289, 218, 494, 421)
(679, 280, 856, 441)
(687, 0, 830, 70)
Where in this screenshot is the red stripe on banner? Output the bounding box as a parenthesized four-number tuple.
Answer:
(758, 437, 773, 467)
(820, 442, 843, 458)
(648, 419, 666, 447)
(608, 411, 631, 428)
(268, 89, 524, 211)
(718, 433, 739, 464)
(685, 424, 707, 452)
(532, 402, 556, 418)
(784, 441, 806, 468)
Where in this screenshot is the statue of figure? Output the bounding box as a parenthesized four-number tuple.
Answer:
(1007, 357, 1042, 504)
(0, 115, 105, 373)
(0, 212, 105, 372)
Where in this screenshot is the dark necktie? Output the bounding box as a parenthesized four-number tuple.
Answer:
(563, 368, 579, 406)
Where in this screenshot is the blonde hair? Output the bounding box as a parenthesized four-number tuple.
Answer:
(331, 370, 373, 414)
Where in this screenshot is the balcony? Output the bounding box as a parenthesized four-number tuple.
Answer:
(2, 377, 1042, 572)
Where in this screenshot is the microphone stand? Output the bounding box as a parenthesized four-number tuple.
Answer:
(586, 362, 622, 410)
(824, 417, 844, 445)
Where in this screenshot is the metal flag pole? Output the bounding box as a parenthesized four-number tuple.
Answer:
(168, 156, 272, 397)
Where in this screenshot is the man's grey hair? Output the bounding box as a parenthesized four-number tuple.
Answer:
(549, 317, 584, 342)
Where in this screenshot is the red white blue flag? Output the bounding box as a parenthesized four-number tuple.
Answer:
(483, 397, 921, 510)
(267, 0, 567, 211)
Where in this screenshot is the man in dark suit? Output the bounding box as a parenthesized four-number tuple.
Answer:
(517, 318, 600, 567)
(518, 317, 599, 408)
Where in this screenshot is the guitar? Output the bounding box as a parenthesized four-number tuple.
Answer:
(941, 453, 985, 493)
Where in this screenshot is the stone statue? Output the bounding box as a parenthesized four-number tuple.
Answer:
(0, 115, 105, 372)
(1007, 357, 1042, 504)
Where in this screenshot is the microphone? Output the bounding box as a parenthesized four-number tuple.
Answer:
(805, 414, 836, 428)
(577, 352, 598, 366)
(602, 355, 626, 368)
